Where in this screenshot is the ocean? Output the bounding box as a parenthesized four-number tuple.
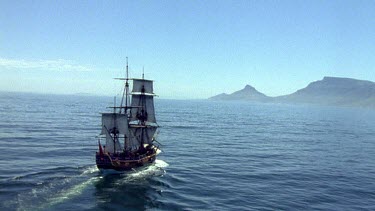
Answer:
(0, 92, 375, 210)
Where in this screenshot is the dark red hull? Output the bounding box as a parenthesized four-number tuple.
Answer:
(96, 151, 157, 172)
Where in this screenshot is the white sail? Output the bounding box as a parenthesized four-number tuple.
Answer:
(129, 126, 157, 146)
(143, 127, 157, 145)
(104, 133, 115, 153)
(115, 137, 122, 152)
(101, 113, 129, 135)
(104, 133, 122, 153)
(124, 136, 131, 151)
(132, 79, 154, 94)
(130, 95, 156, 123)
(127, 134, 140, 150)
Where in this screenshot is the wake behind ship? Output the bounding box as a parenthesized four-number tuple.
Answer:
(96, 60, 160, 173)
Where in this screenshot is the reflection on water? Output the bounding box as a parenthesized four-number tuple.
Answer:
(2, 93, 375, 210)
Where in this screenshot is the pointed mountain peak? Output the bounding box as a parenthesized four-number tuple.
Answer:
(209, 84, 269, 101)
(243, 84, 255, 90)
(231, 84, 269, 98)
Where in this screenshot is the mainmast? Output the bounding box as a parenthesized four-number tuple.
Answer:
(129, 76, 158, 150)
(111, 59, 158, 151)
(123, 57, 129, 151)
(113, 96, 116, 152)
(125, 57, 129, 109)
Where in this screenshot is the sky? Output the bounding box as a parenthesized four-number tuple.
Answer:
(1, 0, 375, 99)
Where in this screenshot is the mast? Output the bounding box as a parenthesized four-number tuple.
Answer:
(129, 76, 158, 149)
(110, 59, 158, 151)
(107, 58, 132, 152)
(125, 57, 129, 109)
(119, 57, 129, 114)
(113, 96, 116, 152)
(100, 59, 159, 153)
(124, 57, 129, 151)
(129, 78, 157, 124)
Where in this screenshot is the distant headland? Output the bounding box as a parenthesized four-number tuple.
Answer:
(209, 77, 375, 108)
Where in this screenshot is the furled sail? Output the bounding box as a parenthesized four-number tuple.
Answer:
(101, 113, 129, 135)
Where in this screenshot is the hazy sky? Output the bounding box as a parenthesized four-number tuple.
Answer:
(1, 0, 375, 99)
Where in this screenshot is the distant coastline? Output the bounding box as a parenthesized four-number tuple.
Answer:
(0, 91, 108, 98)
(209, 77, 375, 108)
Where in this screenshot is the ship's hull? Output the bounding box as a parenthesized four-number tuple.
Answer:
(96, 151, 157, 173)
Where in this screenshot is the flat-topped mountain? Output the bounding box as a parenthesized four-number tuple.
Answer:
(277, 77, 375, 107)
(209, 77, 375, 108)
(210, 85, 271, 102)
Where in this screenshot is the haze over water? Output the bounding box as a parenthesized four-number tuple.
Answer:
(0, 92, 375, 210)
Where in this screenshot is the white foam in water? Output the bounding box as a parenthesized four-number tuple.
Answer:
(116, 159, 169, 183)
(37, 177, 99, 210)
(81, 165, 99, 175)
(42, 160, 169, 208)
(155, 159, 169, 168)
(16, 167, 99, 210)
(21, 160, 168, 210)
(16, 176, 74, 211)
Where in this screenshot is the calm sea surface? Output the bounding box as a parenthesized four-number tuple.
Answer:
(0, 92, 375, 210)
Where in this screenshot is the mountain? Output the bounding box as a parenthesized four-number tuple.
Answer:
(209, 77, 375, 108)
(276, 77, 375, 107)
(210, 85, 271, 102)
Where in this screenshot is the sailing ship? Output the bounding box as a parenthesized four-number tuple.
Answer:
(96, 59, 160, 173)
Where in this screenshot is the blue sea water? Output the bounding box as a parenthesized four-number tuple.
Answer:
(0, 92, 375, 210)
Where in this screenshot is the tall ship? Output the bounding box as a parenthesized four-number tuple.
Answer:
(96, 59, 160, 173)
